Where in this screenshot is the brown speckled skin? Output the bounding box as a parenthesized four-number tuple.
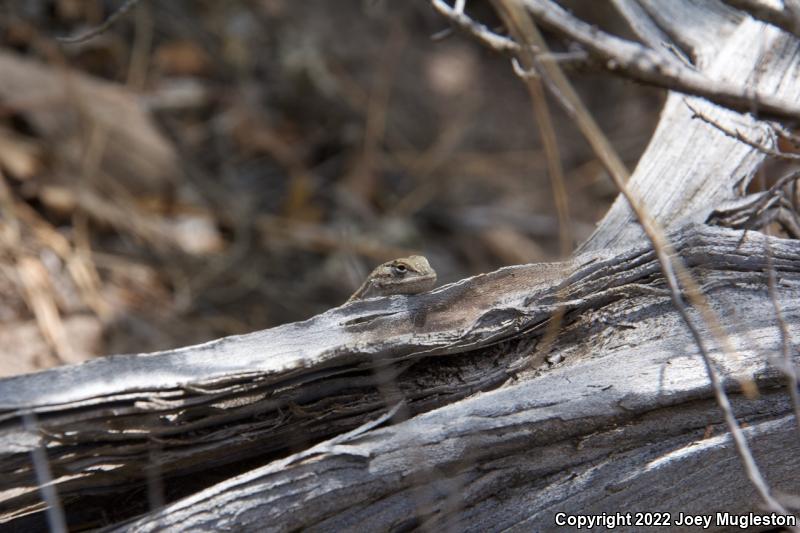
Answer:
(347, 255, 437, 302)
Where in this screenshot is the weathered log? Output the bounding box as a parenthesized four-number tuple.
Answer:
(2, 223, 799, 530)
(100, 224, 799, 532)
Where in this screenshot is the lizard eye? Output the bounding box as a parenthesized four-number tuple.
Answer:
(392, 264, 408, 276)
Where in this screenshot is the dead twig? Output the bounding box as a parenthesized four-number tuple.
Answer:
(22, 412, 67, 533)
(492, 0, 573, 369)
(519, 0, 800, 121)
(763, 232, 800, 435)
(431, 0, 800, 121)
(687, 101, 800, 161)
(610, 0, 689, 66)
(430, 0, 518, 54)
(476, 0, 791, 518)
(709, 170, 800, 233)
(720, 0, 800, 39)
(57, 0, 143, 44)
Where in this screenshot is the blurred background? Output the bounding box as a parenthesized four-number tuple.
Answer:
(0, 0, 662, 376)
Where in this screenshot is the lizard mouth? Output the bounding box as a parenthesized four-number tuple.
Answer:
(381, 273, 437, 295)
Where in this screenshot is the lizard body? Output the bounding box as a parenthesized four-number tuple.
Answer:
(347, 255, 437, 302)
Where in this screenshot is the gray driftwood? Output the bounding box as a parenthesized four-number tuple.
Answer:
(2, 1, 800, 531)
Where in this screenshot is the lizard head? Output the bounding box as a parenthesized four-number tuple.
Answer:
(370, 255, 437, 296)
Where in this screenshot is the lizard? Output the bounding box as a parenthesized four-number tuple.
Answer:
(346, 255, 437, 303)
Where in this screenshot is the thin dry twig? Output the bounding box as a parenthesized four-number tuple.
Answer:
(16, 255, 74, 365)
(686, 101, 800, 161)
(629, 176, 793, 519)
(432, 0, 800, 121)
(431, 0, 519, 54)
(126, 0, 154, 91)
(721, 0, 800, 39)
(763, 232, 800, 434)
(610, 0, 688, 66)
(491, 12, 631, 185)
(470, 0, 791, 518)
(22, 412, 67, 533)
(770, 121, 800, 148)
(57, 0, 143, 44)
(495, 5, 572, 253)
(492, 0, 573, 367)
(710, 170, 800, 233)
(519, 0, 800, 121)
